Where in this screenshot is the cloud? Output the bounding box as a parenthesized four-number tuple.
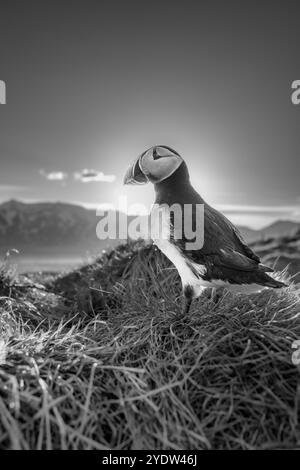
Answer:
(74, 169, 116, 183)
(39, 170, 68, 181)
(39, 168, 116, 183)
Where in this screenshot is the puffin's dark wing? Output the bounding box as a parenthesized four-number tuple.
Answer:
(173, 203, 260, 263)
(171, 203, 279, 282)
(201, 204, 260, 262)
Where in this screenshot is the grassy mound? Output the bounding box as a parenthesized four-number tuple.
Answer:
(0, 241, 300, 449)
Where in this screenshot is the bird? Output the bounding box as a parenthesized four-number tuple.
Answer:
(124, 145, 287, 315)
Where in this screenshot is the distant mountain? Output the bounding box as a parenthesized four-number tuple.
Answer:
(259, 220, 300, 239)
(238, 220, 300, 243)
(0, 200, 123, 256)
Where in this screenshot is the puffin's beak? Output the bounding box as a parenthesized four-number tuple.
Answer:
(123, 156, 148, 185)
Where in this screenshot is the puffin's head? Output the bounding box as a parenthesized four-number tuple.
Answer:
(123, 145, 183, 185)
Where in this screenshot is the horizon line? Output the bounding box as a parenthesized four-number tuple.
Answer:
(0, 198, 299, 231)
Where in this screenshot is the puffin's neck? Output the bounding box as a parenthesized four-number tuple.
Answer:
(154, 162, 205, 204)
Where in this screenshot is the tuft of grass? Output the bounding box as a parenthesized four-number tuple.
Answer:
(0, 250, 19, 298)
(0, 241, 300, 449)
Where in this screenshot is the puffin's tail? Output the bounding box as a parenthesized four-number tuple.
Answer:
(260, 273, 287, 289)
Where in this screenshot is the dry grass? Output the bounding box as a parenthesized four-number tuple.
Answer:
(0, 241, 300, 449)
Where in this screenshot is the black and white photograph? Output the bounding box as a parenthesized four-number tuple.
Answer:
(0, 0, 300, 453)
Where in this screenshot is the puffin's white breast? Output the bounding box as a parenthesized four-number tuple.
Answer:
(150, 205, 206, 297)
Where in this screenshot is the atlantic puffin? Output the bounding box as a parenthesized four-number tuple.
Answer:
(124, 145, 287, 314)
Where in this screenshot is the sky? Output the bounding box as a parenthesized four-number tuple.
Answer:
(0, 0, 300, 228)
